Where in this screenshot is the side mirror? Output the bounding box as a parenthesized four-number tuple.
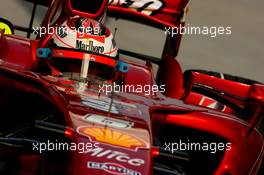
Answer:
(0, 18, 14, 35)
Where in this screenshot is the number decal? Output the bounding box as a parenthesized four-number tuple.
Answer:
(84, 114, 134, 129)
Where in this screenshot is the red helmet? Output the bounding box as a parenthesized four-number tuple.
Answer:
(37, 0, 121, 81)
(52, 16, 118, 57)
(47, 16, 118, 80)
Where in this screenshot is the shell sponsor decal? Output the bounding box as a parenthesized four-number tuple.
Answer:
(77, 127, 148, 150)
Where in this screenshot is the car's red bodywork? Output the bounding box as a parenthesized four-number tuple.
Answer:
(0, 0, 263, 175)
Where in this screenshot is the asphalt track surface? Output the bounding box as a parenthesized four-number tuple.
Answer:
(0, 0, 263, 83)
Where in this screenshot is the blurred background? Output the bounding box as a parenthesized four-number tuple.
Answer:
(178, 0, 264, 83)
(0, 0, 263, 82)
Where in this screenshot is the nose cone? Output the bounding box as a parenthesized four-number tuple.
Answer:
(69, 126, 152, 175)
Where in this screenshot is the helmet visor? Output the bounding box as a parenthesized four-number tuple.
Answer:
(52, 58, 115, 81)
(47, 48, 117, 81)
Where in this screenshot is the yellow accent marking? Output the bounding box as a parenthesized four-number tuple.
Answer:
(0, 22, 12, 35)
(81, 127, 144, 148)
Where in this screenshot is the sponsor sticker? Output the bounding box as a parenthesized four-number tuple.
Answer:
(85, 147, 145, 166)
(76, 40, 105, 54)
(87, 161, 141, 175)
(109, 0, 165, 16)
(77, 127, 146, 150)
(81, 97, 119, 114)
(80, 94, 140, 115)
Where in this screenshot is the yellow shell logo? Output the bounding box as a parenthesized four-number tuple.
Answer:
(78, 127, 145, 149)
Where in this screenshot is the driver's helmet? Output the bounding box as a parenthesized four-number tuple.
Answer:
(46, 16, 118, 81)
(52, 16, 118, 57)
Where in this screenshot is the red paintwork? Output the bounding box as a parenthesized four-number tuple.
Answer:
(0, 0, 263, 174)
(51, 48, 117, 67)
(0, 33, 263, 174)
(108, 0, 190, 28)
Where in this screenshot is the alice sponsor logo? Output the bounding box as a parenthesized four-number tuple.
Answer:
(86, 147, 145, 166)
(76, 40, 104, 54)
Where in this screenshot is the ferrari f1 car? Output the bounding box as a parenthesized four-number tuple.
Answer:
(0, 0, 263, 175)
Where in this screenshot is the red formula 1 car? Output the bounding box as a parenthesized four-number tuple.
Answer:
(0, 0, 263, 175)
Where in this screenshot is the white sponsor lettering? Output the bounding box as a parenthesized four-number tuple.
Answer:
(87, 147, 145, 166)
(109, 0, 164, 16)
